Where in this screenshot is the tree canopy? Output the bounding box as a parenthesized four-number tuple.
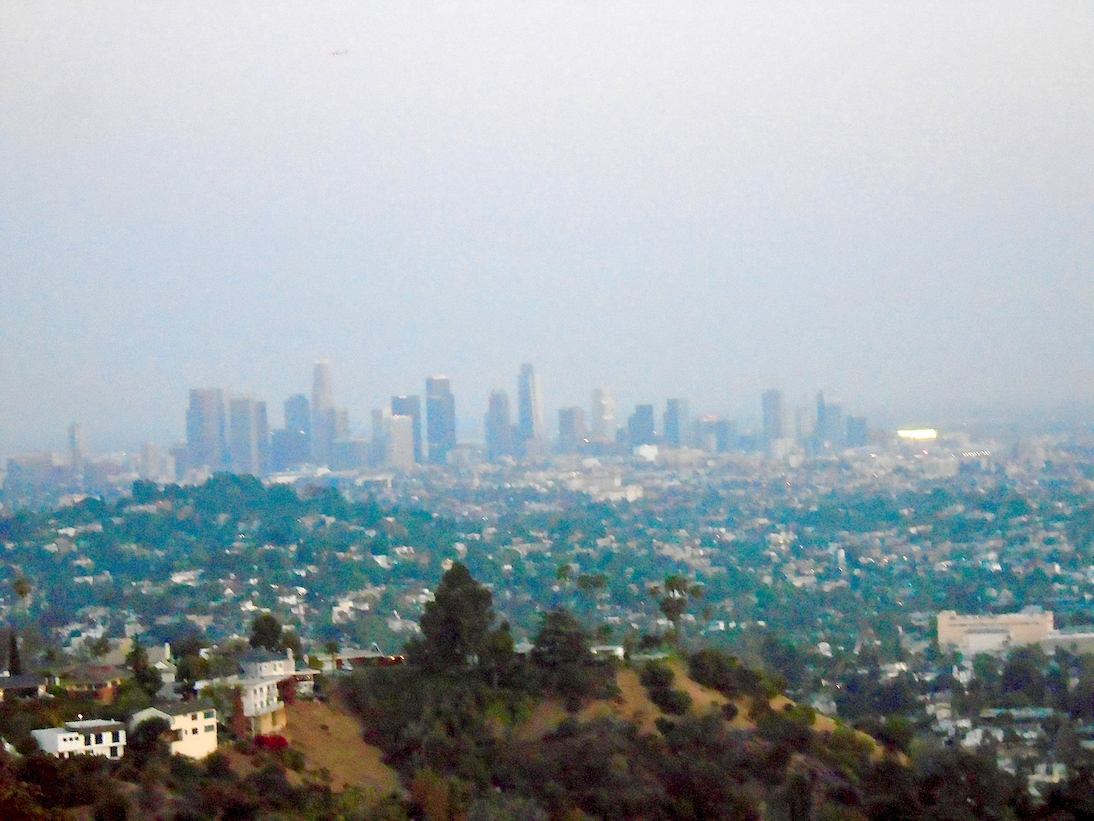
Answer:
(409, 561, 496, 672)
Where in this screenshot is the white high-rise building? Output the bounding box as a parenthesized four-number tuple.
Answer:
(590, 388, 616, 443)
(387, 415, 416, 471)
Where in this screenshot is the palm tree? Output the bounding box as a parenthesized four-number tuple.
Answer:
(12, 577, 31, 608)
(649, 574, 704, 646)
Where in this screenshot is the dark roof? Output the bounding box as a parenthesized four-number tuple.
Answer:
(240, 648, 288, 663)
(154, 699, 216, 717)
(61, 665, 127, 685)
(0, 674, 46, 689)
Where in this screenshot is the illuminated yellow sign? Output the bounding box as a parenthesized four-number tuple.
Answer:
(897, 429, 937, 440)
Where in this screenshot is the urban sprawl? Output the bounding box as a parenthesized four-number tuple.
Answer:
(2, 362, 1094, 799)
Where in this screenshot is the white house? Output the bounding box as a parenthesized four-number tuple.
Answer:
(237, 676, 288, 736)
(130, 701, 218, 759)
(32, 719, 126, 760)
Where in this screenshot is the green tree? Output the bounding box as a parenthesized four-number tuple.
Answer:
(125, 642, 162, 699)
(249, 613, 284, 653)
(480, 620, 515, 687)
(12, 577, 31, 607)
(531, 608, 607, 709)
(408, 562, 495, 672)
(650, 574, 704, 644)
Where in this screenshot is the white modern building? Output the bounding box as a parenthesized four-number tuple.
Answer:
(32, 719, 126, 760)
(130, 701, 218, 759)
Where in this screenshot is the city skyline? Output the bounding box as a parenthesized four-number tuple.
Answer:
(1, 353, 1090, 463)
(2, 4, 1092, 458)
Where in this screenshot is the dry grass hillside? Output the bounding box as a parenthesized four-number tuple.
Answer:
(513, 657, 881, 757)
(283, 697, 403, 795)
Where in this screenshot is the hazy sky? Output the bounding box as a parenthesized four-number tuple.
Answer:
(2, 2, 1092, 455)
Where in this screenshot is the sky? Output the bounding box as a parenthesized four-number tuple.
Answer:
(1, 1, 1092, 455)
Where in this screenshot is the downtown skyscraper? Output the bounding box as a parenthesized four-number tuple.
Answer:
(311, 361, 335, 465)
(590, 387, 617, 444)
(762, 388, 785, 443)
(485, 390, 513, 461)
(426, 376, 456, 465)
(517, 363, 544, 446)
(228, 396, 269, 476)
(185, 388, 227, 472)
(391, 395, 423, 464)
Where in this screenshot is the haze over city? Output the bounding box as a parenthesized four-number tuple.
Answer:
(2, 2, 1092, 458)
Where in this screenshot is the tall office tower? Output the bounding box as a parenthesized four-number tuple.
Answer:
(845, 416, 868, 448)
(285, 394, 311, 440)
(816, 391, 843, 448)
(590, 388, 617, 443)
(761, 389, 785, 442)
(185, 388, 227, 471)
(371, 407, 392, 466)
(557, 407, 587, 453)
(663, 399, 690, 449)
(517, 363, 544, 444)
(627, 404, 656, 447)
(311, 360, 335, 465)
(68, 423, 85, 482)
(330, 407, 350, 441)
(387, 415, 416, 471)
(485, 390, 513, 461)
(270, 394, 310, 471)
(426, 376, 457, 465)
(794, 405, 814, 442)
(391, 395, 423, 463)
(229, 396, 269, 476)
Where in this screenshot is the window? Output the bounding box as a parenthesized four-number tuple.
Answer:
(204, 725, 215, 733)
(110, 746, 118, 757)
(192, 728, 199, 735)
(204, 710, 215, 719)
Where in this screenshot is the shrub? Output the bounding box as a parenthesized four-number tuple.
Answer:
(639, 661, 674, 690)
(649, 687, 692, 716)
(254, 734, 289, 751)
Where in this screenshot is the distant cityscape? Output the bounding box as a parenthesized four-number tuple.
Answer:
(2, 360, 882, 502)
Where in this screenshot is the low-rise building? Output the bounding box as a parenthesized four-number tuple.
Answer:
(0, 674, 47, 701)
(937, 610, 1054, 656)
(32, 719, 126, 760)
(55, 665, 127, 704)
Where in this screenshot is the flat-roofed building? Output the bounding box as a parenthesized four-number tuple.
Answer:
(937, 610, 1054, 655)
(33, 719, 126, 760)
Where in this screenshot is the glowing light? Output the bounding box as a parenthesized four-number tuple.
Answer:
(897, 429, 937, 440)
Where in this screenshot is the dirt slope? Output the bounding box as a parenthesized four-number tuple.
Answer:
(284, 697, 402, 795)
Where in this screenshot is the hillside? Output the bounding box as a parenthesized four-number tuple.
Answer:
(511, 657, 880, 757)
(283, 696, 402, 795)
